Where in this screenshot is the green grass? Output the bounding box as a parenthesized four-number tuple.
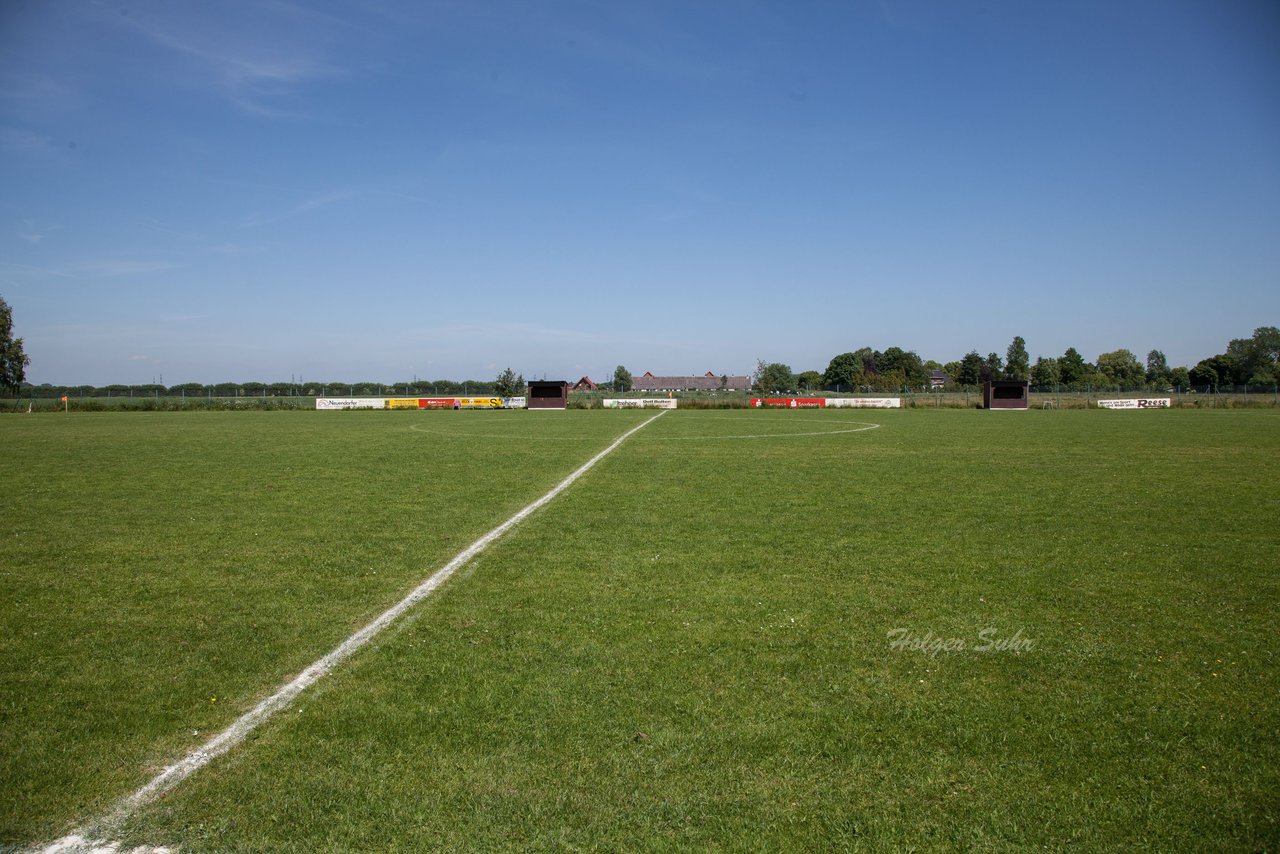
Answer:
(4, 409, 1278, 851)
(0, 409, 650, 846)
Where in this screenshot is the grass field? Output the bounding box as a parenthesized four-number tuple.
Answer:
(2, 408, 1277, 851)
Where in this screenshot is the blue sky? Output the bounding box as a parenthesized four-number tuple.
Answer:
(2, 0, 1277, 385)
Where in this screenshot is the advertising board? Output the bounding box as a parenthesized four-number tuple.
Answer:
(408, 397, 522, 409)
(314, 398, 385, 410)
(825, 398, 902, 408)
(602, 399, 678, 409)
(751, 397, 827, 408)
(1097, 398, 1171, 409)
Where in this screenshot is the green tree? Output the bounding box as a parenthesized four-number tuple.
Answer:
(494, 367, 525, 397)
(1227, 326, 1280, 384)
(1031, 356, 1060, 387)
(823, 352, 862, 389)
(1190, 354, 1239, 387)
(754, 360, 795, 392)
(878, 347, 927, 388)
(1059, 347, 1089, 386)
(1096, 349, 1145, 388)
(0, 296, 31, 393)
(981, 352, 1003, 383)
(873, 369, 906, 391)
(796, 370, 823, 390)
(612, 365, 633, 393)
(1004, 336, 1030, 381)
(955, 351, 984, 386)
(1145, 350, 1171, 387)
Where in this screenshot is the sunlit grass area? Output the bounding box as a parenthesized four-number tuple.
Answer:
(3, 409, 1277, 850)
(0, 409, 649, 846)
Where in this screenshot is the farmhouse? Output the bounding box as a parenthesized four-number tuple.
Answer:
(632, 371, 752, 392)
(570, 376, 598, 391)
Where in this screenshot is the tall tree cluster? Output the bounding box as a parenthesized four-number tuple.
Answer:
(821, 347, 928, 391)
(1190, 327, 1280, 386)
(0, 296, 30, 393)
(811, 330, 1276, 393)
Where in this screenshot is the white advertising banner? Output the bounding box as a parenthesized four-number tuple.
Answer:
(315, 397, 385, 410)
(825, 397, 902, 408)
(602, 398, 678, 409)
(503, 397, 527, 409)
(1098, 398, 1171, 409)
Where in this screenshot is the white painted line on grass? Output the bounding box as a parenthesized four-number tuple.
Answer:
(41, 410, 668, 853)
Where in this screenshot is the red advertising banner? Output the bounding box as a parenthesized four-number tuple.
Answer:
(417, 398, 458, 409)
(750, 397, 827, 408)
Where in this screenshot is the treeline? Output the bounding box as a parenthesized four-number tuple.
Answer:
(755, 326, 1279, 393)
(10, 379, 501, 399)
(6, 326, 1276, 399)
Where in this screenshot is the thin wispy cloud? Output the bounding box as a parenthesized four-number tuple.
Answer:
(236, 182, 432, 229)
(113, 4, 343, 116)
(238, 189, 360, 229)
(15, 219, 54, 245)
(0, 126, 57, 156)
(0, 261, 71, 279)
(77, 259, 181, 277)
(0, 71, 79, 117)
(0, 258, 178, 281)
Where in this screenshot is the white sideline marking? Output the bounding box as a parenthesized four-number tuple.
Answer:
(42, 410, 667, 853)
(37, 834, 168, 854)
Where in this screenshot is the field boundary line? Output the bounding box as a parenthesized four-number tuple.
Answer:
(42, 410, 668, 853)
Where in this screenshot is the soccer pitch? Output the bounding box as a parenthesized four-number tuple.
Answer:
(2, 409, 1277, 851)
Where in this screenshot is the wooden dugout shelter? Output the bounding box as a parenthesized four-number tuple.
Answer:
(984, 380, 1030, 410)
(527, 380, 569, 410)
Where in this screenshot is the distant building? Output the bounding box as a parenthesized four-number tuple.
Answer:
(632, 371, 751, 392)
(571, 376, 598, 391)
(928, 370, 949, 390)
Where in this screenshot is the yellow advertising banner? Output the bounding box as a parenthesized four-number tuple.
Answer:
(455, 397, 504, 409)
(386, 398, 420, 409)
